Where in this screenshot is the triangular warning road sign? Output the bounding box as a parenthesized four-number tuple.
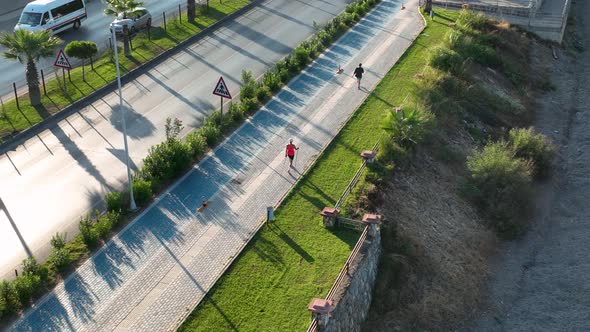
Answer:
(212, 76, 232, 99)
(54, 49, 72, 69)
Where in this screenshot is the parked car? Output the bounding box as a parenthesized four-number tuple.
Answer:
(110, 8, 151, 35)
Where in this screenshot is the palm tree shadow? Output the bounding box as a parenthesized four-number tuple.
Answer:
(32, 104, 51, 120)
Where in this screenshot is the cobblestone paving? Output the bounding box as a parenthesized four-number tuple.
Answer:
(9, 0, 423, 330)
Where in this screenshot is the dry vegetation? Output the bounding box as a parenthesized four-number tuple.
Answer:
(361, 11, 553, 331)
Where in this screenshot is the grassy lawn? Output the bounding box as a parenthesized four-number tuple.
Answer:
(0, 0, 251, 143)
(179, 11, 457, 332)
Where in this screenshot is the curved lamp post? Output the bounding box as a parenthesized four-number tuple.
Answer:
(110, 23, 137, 211)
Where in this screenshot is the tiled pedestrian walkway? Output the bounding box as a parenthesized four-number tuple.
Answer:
(9, 0, 424, 330)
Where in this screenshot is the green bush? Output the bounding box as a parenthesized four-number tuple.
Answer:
(50, 232, 67, 250)
(240, 70, 258, 101)
(21, 257, 39, 275)
(200, 124, 222, 146)
(95, 216, 112, 239)
(49, 248, 70, 272)
(508, 127, 555, 178)
(0, 280, 19, 316)
(13, 273, 41, 307)
(140, 139, 192, 181)
(381, 105, 435, 148)
(133, 180, 153, 206)
(294, 46, 310, 67)
(240, 97, 259, 115)
(106, 191, 125, 212)
(465, 141, 533, 235)
(263, 71, 282, 92)
(457, 9, 489, 31)
(377, 135, 412, 167)
(255, 84, 272, 102)
(428, 46, 464, 74)
(185, 131, 208, 159)
(79, 216, 99, 248)
(228, 102, 245, 124)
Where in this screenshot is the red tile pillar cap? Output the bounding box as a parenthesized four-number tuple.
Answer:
(308, 298, 334, 314)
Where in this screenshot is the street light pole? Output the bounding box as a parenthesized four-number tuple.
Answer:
(111, 24, 137, 211)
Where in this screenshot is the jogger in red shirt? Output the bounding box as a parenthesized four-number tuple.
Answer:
(285, 138, 299, 168)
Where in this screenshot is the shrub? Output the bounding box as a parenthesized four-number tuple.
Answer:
(255, 84, 272, 102)
(165, 117, 184, 142)
(228, 102, 245, 124)
(240, 70, 257, 101)
(50, 232, 67, 250)
(377, 136, 411, 167)
(21, 257, 39, 275)
(141, 139, 192, 181)
(428, 46, 464, 74)
(13, 273, 41, 306)
(79, 216, 99, 248)
(95, 216, 112, 239)
(185, 131, 208, 159)
(263, 71, 282, 92)
(106, 191, 126, 212)
(381, 105, 435, 148)
(240, 97, 259, 115)
(200, 124, 222, 146)
(465, 141, 533, 235)
(294, 46, 310, 67)
(133, 180, 153, 206)
(457, 9, 489, 31)
(49, 248, 71, 272)
(0, 280, 19, 316)
(508, 127, 555, 178)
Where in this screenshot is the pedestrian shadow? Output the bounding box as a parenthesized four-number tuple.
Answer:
(108, 104, 156, 139)
(63, 274, 98, 323)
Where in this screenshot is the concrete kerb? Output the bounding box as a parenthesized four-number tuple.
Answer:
(0, 0, 264, 155)
(171, 3, 426, 330)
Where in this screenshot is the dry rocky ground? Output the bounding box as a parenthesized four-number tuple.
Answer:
(363, 2, 590, 330)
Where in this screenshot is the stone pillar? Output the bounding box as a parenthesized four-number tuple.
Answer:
(360, 150, 376, 163)
(362, 213, 382, 238)
(308, 298, 334, 330)
(320, 207, 340, 228)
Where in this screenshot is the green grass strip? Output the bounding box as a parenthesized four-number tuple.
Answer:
(0, 0, 250, 143)
(179, 10, 459, 332)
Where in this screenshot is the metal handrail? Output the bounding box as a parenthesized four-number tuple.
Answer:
(326, 225, 369, 301)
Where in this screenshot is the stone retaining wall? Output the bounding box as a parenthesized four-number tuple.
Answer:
(323, 227, 381, 332)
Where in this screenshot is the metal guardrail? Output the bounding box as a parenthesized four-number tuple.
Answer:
(307, 225, 369, 332)
(334, 136, 382, 209)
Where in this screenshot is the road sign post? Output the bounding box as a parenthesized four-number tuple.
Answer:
(212, 76, 232, 125)
(54, 49, 72, 94)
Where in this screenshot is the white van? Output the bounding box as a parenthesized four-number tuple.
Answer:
(14, 0, 87, 34)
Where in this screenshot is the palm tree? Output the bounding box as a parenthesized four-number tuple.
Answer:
(188, 0, 196, 23)
(0, 30, 61, 106)
(104, 0, 144, 56)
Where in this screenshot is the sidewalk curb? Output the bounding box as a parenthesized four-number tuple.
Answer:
(0, 0, 263, 155)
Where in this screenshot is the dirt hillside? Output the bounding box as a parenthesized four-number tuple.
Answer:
(363, 4, 589, 330)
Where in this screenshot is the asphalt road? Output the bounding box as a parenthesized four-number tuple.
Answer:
(0, 0, 354, 280)
(0, 0, 194, 98)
